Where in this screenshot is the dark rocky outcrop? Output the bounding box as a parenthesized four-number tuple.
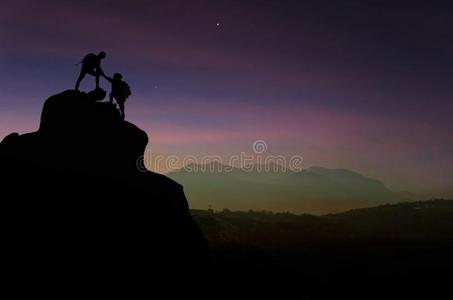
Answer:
(0, 90, 210, 295)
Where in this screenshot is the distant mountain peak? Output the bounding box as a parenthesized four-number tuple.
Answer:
(242, 162, 294, 174)
(169, 163, 399, 214)
(304, 166, 364, 178)
(178, 161, 238, 173)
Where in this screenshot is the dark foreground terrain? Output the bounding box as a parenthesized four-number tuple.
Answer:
(192, 199, 453, 296)
(0, 90, 209, 296)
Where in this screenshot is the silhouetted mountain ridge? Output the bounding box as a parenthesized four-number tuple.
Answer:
(193, 199, 453, 245)
(191, 199, 453, 293)
(0, 90, 209, 294)
(169, 163, 400, 214)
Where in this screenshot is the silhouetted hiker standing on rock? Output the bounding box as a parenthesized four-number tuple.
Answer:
(75, 51, 106, 90)
(102, 72, 131, 120)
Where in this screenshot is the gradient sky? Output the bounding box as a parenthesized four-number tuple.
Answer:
(1, 0, 452, 197)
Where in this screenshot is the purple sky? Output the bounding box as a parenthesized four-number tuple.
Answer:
(1, 0, 452, 197)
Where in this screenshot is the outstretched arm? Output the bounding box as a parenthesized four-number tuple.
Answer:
(100, 70, 113, 83)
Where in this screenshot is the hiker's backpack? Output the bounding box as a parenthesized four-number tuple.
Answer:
(119, 81, 132, 100)
(81, 53, 98, 68)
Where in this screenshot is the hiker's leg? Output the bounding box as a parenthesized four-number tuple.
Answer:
(119, 102, 125, 120)
(95, 70, 101, 89)
(75, 70, 86, 90)
(85, 69, 98, 89)
(109, 93, 114, 104)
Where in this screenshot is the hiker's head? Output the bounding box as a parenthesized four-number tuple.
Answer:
(113, 73, 123, 80)
(98, 51, 106, 59)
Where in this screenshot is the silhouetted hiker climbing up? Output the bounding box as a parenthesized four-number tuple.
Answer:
(75, 51, 106, 90)
(103, 72, 131, 120)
